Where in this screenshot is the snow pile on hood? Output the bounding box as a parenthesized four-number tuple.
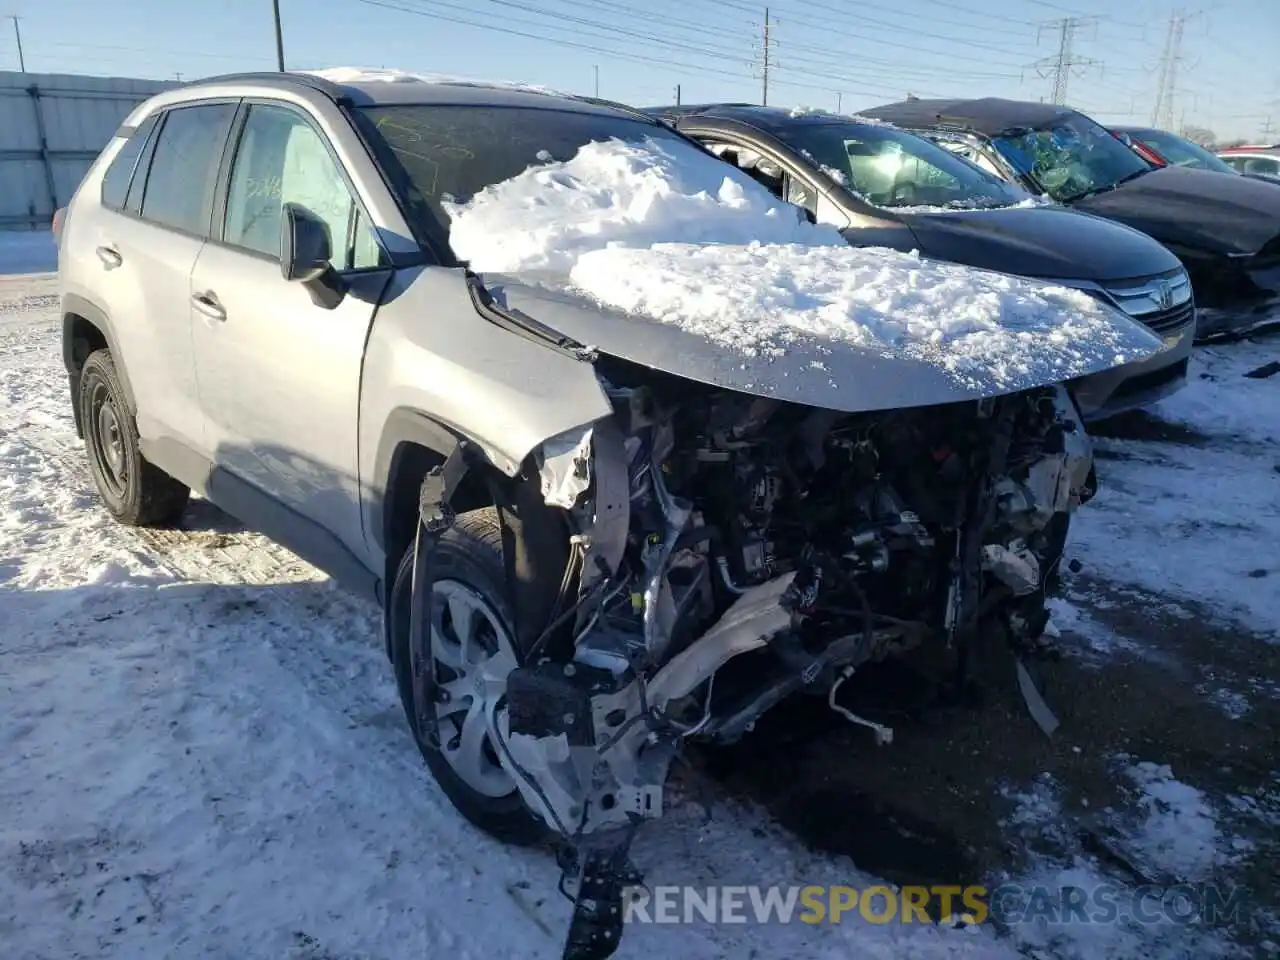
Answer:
(446, 138, 824, 273)
(446, 138, 1160, 387)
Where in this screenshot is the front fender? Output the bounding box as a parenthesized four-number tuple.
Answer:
(358, 265, 612, 554)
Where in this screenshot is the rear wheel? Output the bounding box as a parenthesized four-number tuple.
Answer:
(78, 349, 189, 527)
(389, 507, 547, 845)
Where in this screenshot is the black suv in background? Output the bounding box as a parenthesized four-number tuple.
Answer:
(862, 97, 1280, 332)
(646, 103, 1196, 418)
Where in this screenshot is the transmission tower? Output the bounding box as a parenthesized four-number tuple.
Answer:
(1151, 11, 1191, 129)
(1030, 18, 1099, 105)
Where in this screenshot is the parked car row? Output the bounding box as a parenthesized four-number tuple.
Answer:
(52, 71, 1277, 960)
(1217, 144, 1280, 181)
(857, 98, 1280, 326)
(643, 102, 1195, 417)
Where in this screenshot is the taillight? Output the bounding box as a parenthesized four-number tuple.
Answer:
(1135, 143, 1167, 167)
(52, 207, 66, 243)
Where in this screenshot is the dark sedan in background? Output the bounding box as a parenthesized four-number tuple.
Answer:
(1110, 126, 1240, 175)
(862, 97, 1280, 334)
(645, 103, 1196, 418)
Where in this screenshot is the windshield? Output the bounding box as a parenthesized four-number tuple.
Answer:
(992, 113, 1152, 202)
(774, 120, 1028, 209)
(355, 104, 715, 254)
(1134, 130, 1237, 174)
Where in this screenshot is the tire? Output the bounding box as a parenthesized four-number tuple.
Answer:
(389, 507, 547, 846)
(78, 349, 190, 527)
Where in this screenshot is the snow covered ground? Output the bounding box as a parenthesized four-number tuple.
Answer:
(0, 233, 1010, 960)
(2, 229, 1277, 959)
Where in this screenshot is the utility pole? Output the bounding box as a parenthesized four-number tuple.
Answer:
(1030, 18, 1099, 105)
(271, 0, 285, 71)
(761, 6, 771, 106)
(593, 64, 599, 97)
(836, 91, 842, 112)
(675, 83, 681, 106)
(9, 15, 24, 72)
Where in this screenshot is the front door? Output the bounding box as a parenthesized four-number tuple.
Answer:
(189, 101, 388, 560)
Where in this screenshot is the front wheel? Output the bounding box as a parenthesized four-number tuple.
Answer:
(388, 507, 547, 845)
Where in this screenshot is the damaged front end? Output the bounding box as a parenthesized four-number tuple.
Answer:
(412, 366, 1096, 958)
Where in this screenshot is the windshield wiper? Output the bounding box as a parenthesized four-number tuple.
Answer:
(1114, 167, 1152, 186)
(1059, 167, 1150, 203)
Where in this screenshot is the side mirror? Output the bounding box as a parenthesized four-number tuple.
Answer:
(280, 202, 332, 283)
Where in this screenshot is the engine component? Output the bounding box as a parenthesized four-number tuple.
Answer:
(828, 666, 894, 745)
(982, 540, 1041, 595)
(500, 380, 1097, 960)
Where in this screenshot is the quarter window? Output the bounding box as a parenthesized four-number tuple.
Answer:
(223, 103, 383, 270)
(139, 103, 236, 235)
(100, 115, 158, 211)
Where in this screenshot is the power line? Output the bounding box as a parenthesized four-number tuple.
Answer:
(683, 0, 1035, 69)
(358, 0, 918, 99)
(384, 0, 957, 99)
(769, 0, 1034, 40)
(768, 0, 1031, 57)
(1030, 17, 1100, 104)
(547, 0, 1015, 88)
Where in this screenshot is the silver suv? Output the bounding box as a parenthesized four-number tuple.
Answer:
(59, 71, 1161, 960)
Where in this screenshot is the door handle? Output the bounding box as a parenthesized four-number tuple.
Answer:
(96, 245, 123, 268)
(191, 292, 226, 322)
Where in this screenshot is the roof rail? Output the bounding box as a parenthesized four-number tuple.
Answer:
(178, 71, 351, 103)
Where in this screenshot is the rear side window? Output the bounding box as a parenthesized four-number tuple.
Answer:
(140, 102, 236, 236)
(100, 115, 158, 210)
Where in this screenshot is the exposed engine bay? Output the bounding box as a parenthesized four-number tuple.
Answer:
(412, 369, 1096, 960)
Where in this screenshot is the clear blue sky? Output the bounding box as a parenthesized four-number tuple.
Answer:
(4, 0, 1277, 141)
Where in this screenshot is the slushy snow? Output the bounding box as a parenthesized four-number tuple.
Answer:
(1123, 761, 1225, 881)
(445, 137, 1160, 388)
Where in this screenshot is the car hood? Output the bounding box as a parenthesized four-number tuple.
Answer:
(482, 274, 1164, 414)
(898, 205, 1182, 281)
(1071, 166, 1280, 255)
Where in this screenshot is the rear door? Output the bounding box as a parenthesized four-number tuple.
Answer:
(189, 100, 389, 558)
(86, 101, 237, 449)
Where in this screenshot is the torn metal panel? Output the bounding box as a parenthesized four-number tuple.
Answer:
(538, 425, 594, 509)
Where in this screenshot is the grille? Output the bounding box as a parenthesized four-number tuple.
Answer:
(1098, 270, 1194, 333)
(1141, 299, 1196, 334)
